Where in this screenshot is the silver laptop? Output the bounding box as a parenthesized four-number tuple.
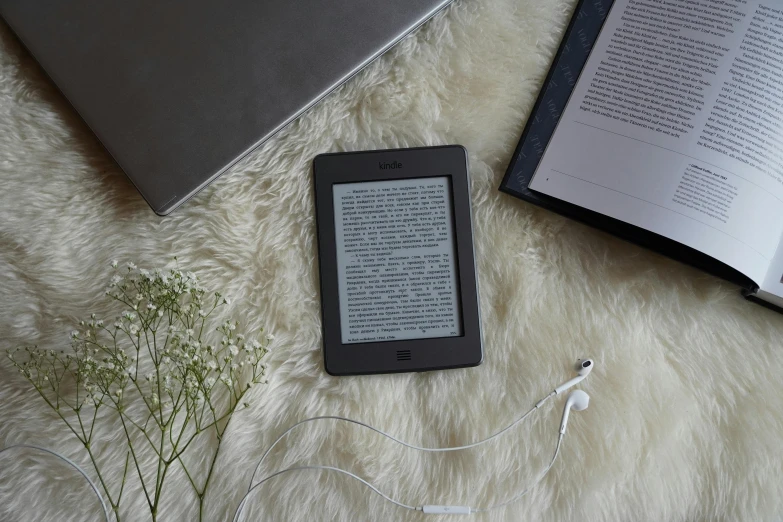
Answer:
(0, 0, 452, 215)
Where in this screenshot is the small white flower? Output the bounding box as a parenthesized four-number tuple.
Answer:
(111, 260, 118, 268)
(127, 262, 137, 270)
(158, 310, 164, 317)
(185, 329, 194, 337)
(207, 360, 218, 370)
(229, 344, 239, 356)
(147, 303, 157, 310)
(266, 333, 275, 342)
(110, 275, 122, 285)
(70, 330, 79, 339)
(205, 377, 216, 387)
(198, 309, 207, 317)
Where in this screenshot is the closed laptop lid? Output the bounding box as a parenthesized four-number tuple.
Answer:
(0, 0, 451, 214)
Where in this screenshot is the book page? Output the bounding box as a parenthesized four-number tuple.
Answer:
(333, 177, 463, 344)
(530, 0, 783, 285)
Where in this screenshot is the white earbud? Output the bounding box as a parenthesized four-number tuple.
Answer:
(553, 358, 594, 395)
(559, 390, 590, 435)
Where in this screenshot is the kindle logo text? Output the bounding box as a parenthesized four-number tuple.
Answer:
(379, 161, 403, 170)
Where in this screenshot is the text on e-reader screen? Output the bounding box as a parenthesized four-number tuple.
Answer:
(333, 177, 463, 344)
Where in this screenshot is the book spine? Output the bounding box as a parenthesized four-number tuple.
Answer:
(741, 289, 783, 316)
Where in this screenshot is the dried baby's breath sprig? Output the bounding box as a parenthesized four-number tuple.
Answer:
(7, 261, 273, 522)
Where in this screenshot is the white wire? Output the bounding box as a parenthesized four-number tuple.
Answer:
(233, 435, 566, 520)
(232, 465, 420, 522)
(247, 391, 555, 490)
(0, 444, 111, 522)
(470, 434, 564, 513)
(234, 390, 559, 519)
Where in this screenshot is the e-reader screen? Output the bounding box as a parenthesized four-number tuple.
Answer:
(333, 177, 463, 344)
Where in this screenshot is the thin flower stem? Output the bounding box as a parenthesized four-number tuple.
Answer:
(88, 401, 100, 443)
(166, 421, 204, 464)
(126, 376, 163, 430)
(178, 456, 200, 493)
(164, 375, 187, 428)
(115, 451, 131, 517)
(33, 389, 120, 513)
(116, 412, 155, 512)
(196, 428, 226, 522)
(106, 400, 162, 458)
(152, 427, 166, 520)
(9, 263, 270, 522)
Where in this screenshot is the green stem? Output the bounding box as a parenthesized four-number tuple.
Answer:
(195, 389, 245, 522)
(151, 461, 171, 522)
(196, 434, 224, 522)
(153, 422, 166, 518)
(116, 412, 154, 512)
(32, 387, 120, 515)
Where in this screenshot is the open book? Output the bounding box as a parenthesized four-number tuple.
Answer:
(501, 0, 783, 311)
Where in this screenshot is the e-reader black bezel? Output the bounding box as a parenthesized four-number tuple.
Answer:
(313, 145, 483, 376)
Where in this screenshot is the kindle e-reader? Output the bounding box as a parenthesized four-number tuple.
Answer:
(313, 145, 482, 375)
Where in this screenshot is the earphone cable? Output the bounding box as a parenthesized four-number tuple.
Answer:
(469, 433, 563, 513)
(233, 433, 565, 520)
(232, 465, 420, 522)
(247, 391, 556, 491)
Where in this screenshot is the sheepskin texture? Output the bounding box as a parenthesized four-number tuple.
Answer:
(2, 1, 783, 521)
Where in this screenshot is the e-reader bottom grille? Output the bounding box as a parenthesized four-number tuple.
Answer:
(396, 350, 412, 361)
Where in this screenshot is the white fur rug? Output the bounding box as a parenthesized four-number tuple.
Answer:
(2, 1, 783, 521)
